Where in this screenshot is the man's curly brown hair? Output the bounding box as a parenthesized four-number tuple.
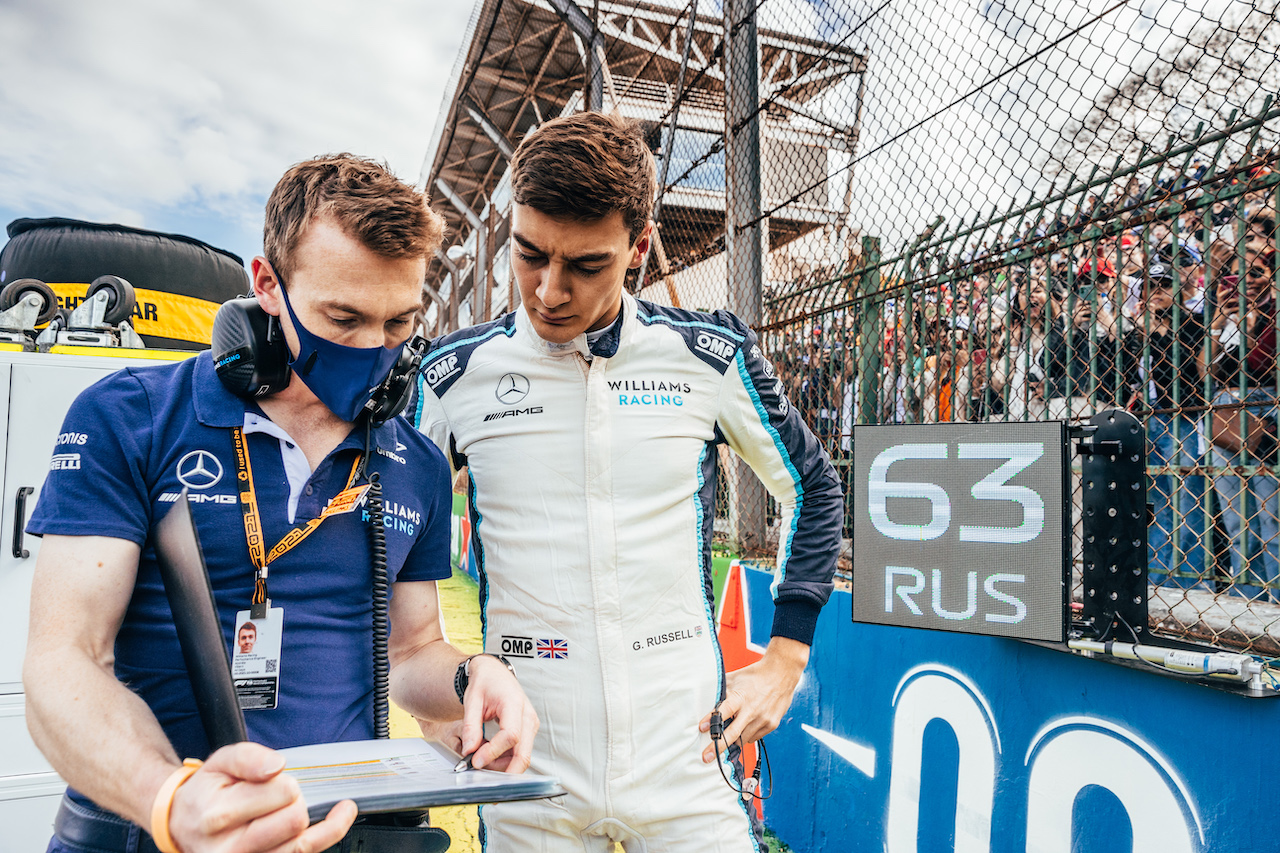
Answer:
(264, 154, 445, 277)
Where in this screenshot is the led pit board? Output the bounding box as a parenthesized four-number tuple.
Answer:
(851, 421, 1069, 642)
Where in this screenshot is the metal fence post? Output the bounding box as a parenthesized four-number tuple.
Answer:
(724, 0, 767, 552)
(857, 237, 883, 426)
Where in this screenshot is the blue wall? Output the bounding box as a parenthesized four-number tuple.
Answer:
(742, 567, 1280, 853)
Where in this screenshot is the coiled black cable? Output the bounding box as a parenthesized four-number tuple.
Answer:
(358, 415, 391, 739)
(367, 470, 390, 738)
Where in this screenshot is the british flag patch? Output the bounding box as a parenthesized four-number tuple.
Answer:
(536, 639, 569, 659)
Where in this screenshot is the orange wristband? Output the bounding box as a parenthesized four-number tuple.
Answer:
(150, 758, 203, 853)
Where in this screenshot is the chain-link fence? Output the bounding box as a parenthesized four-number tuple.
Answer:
(423, 0, 1280, 652)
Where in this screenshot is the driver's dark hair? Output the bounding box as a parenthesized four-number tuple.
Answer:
(510, 112, 656, 244)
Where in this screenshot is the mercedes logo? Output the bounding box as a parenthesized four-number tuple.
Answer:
(496, 373, 530, 405)
(177, 450, 224, 490)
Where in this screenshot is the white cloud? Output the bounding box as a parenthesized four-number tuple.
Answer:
(0, 0, 473, 263)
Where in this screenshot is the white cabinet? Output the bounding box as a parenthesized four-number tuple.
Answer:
(0, 352, 173, 850)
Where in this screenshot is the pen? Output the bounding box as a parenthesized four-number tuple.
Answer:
(453, 753, 476, 773)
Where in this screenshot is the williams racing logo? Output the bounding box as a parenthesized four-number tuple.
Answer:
(362, 500, 421, 536)
(632, 624, 703, 651)
(609, 379, 689, 408)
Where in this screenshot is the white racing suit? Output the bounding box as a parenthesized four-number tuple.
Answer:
(414, 293, 843, 852)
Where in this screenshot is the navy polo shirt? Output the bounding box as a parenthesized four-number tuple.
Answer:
(29, 352, 452, 770)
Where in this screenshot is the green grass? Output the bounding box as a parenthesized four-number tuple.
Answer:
(765, 828, 793, 852)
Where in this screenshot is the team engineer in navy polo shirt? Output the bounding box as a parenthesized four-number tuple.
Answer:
(22, 155, 537, 853)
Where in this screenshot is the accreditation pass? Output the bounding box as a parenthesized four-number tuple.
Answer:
(232, 607, 284, 710)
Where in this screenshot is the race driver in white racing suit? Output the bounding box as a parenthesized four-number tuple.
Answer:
(415, 111, 844, 852)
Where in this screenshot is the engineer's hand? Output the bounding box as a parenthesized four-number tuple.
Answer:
(166, 742, 356, 853)
(414, 717, 465, 755)
(698, 637, 810, 763)
(458, 655, 539, 773)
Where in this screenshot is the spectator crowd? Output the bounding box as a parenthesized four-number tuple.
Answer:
(773, 155, 1280, 605)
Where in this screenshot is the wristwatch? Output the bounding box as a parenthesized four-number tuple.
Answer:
(454, 653, 515, 704)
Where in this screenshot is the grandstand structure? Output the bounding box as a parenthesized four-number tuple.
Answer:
(419, 0, 866, 332)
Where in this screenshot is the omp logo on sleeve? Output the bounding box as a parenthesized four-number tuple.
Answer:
(695, 331, 735, 363)
(424, 353, 460, 388)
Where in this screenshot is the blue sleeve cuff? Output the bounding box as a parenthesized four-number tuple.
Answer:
(770, 599, 822, 646)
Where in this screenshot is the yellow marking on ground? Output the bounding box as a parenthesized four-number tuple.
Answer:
(388, 569, 484, 850)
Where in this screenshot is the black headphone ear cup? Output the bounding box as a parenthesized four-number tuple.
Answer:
(211, 297, 292, 398)
(366, 337, 427, 425)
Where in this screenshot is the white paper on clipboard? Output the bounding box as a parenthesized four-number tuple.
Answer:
(279, 738, 563, 820)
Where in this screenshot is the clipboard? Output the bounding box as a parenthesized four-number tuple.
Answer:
(151, 490, 563, 814)
(153, 488, 248, 749)
(278, 738, 563, 821)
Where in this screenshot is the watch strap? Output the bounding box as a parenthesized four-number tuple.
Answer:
(454, 653, 515, 704)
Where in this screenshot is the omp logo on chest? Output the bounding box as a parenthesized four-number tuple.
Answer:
(695, 331, 735, 363)
(424, 353, 460, 388)
(159, 450, 236, 504)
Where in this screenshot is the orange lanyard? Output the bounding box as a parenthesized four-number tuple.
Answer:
(230, 427, 367, 616)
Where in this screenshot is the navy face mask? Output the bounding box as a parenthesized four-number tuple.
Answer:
(277, 277, 403, 423)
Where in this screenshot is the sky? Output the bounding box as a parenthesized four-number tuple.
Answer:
(821, 0, 1269, 254)
(0, 0, 476, 270)
(1, 0, 1270, 281)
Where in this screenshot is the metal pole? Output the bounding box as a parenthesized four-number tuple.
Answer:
(434, 249, 462, 333)
(473, 223, 488, 326)
(637, 0, 699, 290)
(724, 0, 767, 552)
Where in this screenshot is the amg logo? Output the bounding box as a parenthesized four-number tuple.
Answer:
(483, 406, 543, 422)
(424, 353, 460, 388)
(695, 332, 734, 362)
(159, 492, 237, 505)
